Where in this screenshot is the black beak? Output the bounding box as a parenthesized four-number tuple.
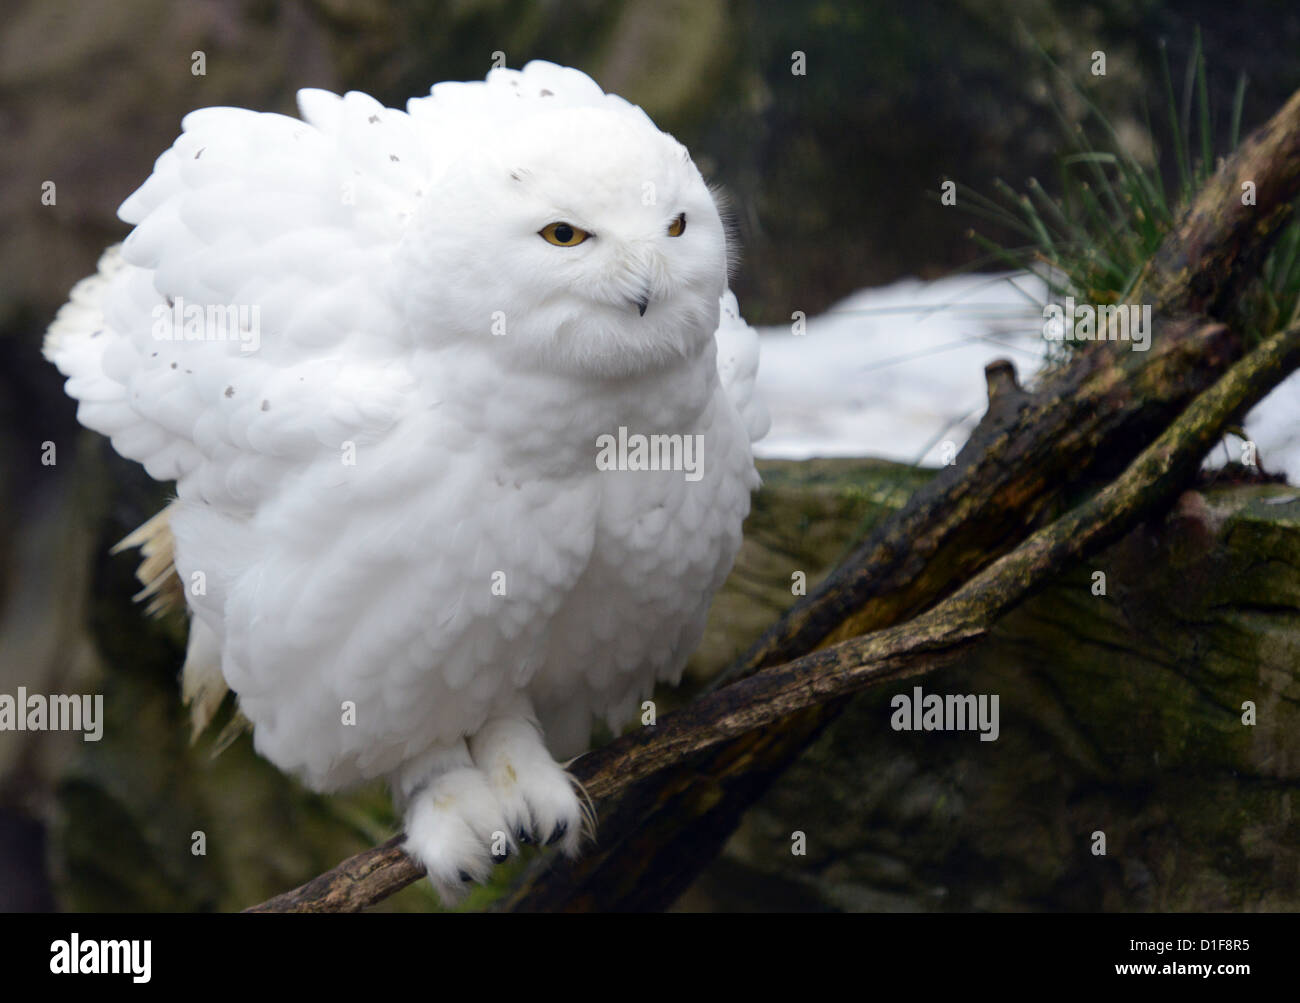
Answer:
(635, 295, 649, 317)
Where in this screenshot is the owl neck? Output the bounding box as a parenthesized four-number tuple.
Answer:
(431, 338, 721, 475)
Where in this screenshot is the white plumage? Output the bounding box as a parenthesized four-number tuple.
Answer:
(45, 60, 767, 900)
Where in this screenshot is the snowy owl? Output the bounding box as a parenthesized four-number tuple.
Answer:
(44, 60, 768, 902)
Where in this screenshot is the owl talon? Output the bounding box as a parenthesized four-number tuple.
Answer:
(401, 754, 507, 905)
(469, 705, 586, 861)
(399, 714, 588, 905)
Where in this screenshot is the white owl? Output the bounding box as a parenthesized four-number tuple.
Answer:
(44, 60, 768, 903)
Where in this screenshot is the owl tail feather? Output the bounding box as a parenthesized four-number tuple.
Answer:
(110, 505, 183, 616)
(112, 503, 246, 746)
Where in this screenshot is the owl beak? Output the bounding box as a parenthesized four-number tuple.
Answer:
(626, 258, 653, 315)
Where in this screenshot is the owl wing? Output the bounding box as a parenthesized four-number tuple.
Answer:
(43, 86, 437, 510)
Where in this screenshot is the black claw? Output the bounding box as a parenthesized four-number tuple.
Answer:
(516, 827, 533, 845)
(459, 870, 472, 883)
(546, 822, 568, 846)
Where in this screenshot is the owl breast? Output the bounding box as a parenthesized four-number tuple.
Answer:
(527, 382, 757, 755)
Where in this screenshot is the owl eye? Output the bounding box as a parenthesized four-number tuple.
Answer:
(539, 222, 591, 246)
(667, 213, 686, 237)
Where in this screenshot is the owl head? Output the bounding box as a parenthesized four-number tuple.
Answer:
(399, 104, 730, 380)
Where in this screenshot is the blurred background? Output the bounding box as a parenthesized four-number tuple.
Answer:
(2, 0, 1299, 911)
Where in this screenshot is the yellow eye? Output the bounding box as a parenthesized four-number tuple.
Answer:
(667, 213, 686, 237)
(539, 222, 590, 246)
